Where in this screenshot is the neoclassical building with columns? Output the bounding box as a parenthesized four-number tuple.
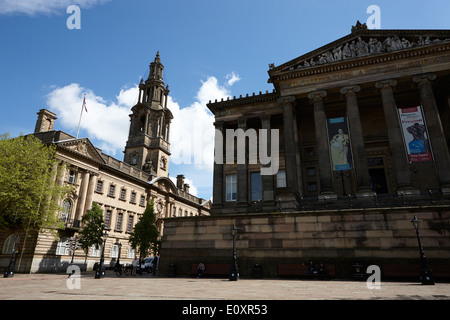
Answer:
(0, 53, 210, 273)
(157, 24, 450, 279)
(208, 23, 450, 214)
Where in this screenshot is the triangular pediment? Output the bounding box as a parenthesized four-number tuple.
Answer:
(56, 138, 105, 164)
(269, 25, 450, 77)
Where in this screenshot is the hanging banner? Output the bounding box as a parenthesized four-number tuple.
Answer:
(398, 106, 432, 163)
(328, 117, 352, 171)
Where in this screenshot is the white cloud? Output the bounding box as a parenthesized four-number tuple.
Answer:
(169, 76, 231, 172)
(0, 0, 109, 15)
(46, 83, 134, 155)
(226, 72, 241, 87)
(45, 74, 233, 199)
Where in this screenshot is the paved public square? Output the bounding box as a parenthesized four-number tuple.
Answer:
(1, 272, 450, 300)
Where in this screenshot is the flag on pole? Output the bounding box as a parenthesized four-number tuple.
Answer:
(76, 94, 87, 139)
(83, 95, 88, 113)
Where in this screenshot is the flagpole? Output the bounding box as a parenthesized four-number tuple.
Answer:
(76, 94, 85, 139)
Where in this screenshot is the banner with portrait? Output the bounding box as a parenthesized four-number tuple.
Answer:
(398, 106, 432, 163)
(327, 117, 352, 171)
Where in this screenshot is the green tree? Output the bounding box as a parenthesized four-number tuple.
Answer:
(78, 202, 105, 268)
(0, 133, 73, 267)
(128, 200, 160, 260)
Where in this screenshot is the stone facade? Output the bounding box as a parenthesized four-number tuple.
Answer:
(0, 54, 210, 273)
(160, 24, 450, 278)
(160, 206, 450, 278)
(207, 25, 450, 213)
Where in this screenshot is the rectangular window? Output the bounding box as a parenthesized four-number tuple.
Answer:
(120, 188, 126, 200)
(116, 212, 123, 232)
(68, 170, 77, 184)
(104, 210, 112, 229)
(128, 247, 135, 259)
(96, 180, 103, 193)
(111, 244, 119, 258)
(226, 174, 237, 201)
(56, 239, 69, 255)
(306, 167, 316, 177)
(140, 195, 145, 206)
(108, 185, 116, 197)
(130, 192, 136, 204)
(276, 170, 287, 188)
(91, 244, 101, 257)
(126, 215, 134, 233)
(250, 172, 262, 201)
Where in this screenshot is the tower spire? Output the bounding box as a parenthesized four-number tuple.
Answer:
(123, 53, 173, 178)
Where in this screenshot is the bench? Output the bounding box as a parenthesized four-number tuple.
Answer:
(382, 264, 450, 280)
(278, 264, 335, 279)
(191, 264, 231, 278)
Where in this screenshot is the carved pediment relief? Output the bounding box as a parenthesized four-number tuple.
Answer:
(271, 27, 450, 75)
(57, 138, 105, 164)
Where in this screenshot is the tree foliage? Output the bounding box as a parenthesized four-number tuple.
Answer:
(128, 200, 160, 259)
(0, 133, 72, 232)
(78, 202, 105, 255)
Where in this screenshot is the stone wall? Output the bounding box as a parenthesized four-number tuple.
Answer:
(159, 205, 450, 278)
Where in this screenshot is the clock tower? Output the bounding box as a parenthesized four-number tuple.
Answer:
(124, 52, 172, 178)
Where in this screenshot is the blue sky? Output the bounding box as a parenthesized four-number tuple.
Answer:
(1, 0, 450, 200)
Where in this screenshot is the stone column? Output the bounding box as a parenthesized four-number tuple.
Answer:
(237, 117, 248, 207)
(308, 90, 334, 195)
(260, 115, 275, 206)
(375, 80, 416, 193)
(340, 85, 372, 196)
(75, 170, 90, 223)
(212, 121, 224, 209)
(413, 73, 450, 192)
(84, 173, 97, 213)
(279, 96, 299, 193)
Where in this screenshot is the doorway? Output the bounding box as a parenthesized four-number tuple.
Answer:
(369, 168, 388, 194)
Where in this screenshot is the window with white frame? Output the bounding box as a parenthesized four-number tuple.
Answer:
(128, 247, 135, 259)
(276, 170, 287, 188)
(91, 244, 101, 257)
(2, 234, 19, 254)
(111, 244, 119, 258)
(56, 238, 70, 255)
(60, 199, 72, 222)
(226, 174, 237, 201)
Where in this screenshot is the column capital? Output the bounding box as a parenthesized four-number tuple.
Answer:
(413, 72, 437, 85)
(307, 90, 327, 102)
(213, 121, 224, 130)
(237, 117, 247, 129)
(260, 114, 271, 126)
(340, 85, 361, 96)
(277, 95, 296, 106)
(375, 79, 398, 89)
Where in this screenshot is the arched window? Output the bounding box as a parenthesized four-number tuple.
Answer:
(60, 199, 72, 222)
(2, 234, 19, 254)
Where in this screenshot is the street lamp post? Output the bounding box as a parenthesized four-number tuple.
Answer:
(410, 215, 434, 285)
(115, 241, 122, 267)
(229, 225, 240, 281)
(3, 235, 20, 278)
(95, 231, 108, 279)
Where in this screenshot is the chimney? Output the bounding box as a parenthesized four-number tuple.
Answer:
(184, 183, 190, 194)
(176, 174, 185, 189)
(34, 109, 57, 133)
